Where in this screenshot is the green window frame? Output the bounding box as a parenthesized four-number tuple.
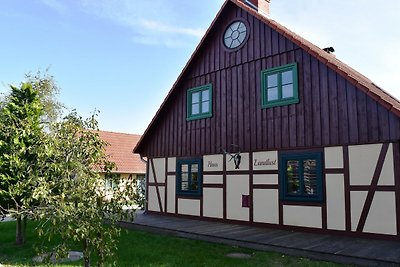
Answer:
(187, 84, 212, 120)
(261, 63, 299, 108)
(279, 152, 323, 202)
(176, 158, 202, 196)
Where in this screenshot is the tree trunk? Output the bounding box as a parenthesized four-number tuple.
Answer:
(15, 216, 26, 245)
(83, 238, 90, 267)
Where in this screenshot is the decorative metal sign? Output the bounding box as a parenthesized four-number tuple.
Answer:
(221, 144, 242, 169)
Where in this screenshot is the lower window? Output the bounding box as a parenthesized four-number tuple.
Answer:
(105, 173, 121, 191)
(176, 159, 202, 196)
(279, 152, 323, 202)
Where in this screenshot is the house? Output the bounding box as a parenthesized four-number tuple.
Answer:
(97, 131, 146, 203)
(134, 0, 400, 240)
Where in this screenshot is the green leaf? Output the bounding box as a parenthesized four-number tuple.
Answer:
(13, 137, 19, 144)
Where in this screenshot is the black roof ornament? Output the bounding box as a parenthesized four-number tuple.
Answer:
(323, 47, 335, 54)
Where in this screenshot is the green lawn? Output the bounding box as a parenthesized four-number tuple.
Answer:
(0, 221, 349, 267)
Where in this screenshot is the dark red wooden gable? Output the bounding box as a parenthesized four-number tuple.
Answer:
(135, 1, 400, 158)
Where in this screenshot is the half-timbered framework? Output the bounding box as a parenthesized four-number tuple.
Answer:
(134, 0, 400, 240)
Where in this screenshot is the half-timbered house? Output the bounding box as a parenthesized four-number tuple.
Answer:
(134, 0, 400, 239)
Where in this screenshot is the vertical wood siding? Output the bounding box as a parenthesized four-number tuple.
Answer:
(139, 2, 400, 157)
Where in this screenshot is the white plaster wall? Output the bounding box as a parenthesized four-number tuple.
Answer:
(350, 191, 368, 231)
(148, 186, 158, 212)
(378, 144, 395, 186)
(253, 189, 279, 224)
(178, 199, 200, 216)
(167, 157, 176, 173)
(148, 164, 154, 183)
(364, 192, 397, 235)
(115, 173, 129, 192)
(203, 175, 223, 184)
(253, 174, 278, 185)
(152, 158, 166, 183)
(203, 188, 223, 218)
(226, 153, 249, 171)
(203, 154, 223, 172)
(120, 173, 130, 180)
(326, 174, 346, 230)
(226, 175, 249, 221)
(324, 146, 343, 168)
(283, 206, 322, 228)
(166, 175, 175, 213)
(159, 187, 165, 212)
(148, 185, 165, 212)
(252, 151, 278, 171)
(349, 144, 381, 185)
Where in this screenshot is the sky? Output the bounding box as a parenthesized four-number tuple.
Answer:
(0, 0, 399, 135)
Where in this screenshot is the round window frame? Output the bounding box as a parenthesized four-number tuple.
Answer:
(221, 18, 250, 52)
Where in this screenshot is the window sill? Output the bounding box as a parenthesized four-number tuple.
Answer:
(176, 192, 202, 198)
(262, 98, 299, 108)
(186, 113, 212, 121)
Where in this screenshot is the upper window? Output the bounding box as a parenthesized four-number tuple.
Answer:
(176, 159, 202, 196)
(223, 20, 248, 49)
(187, 84, 212, 120)
(279, 152, 323, 202)
(261, 63, 299, 108)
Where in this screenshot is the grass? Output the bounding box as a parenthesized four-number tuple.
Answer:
(0, 220, 350, 267)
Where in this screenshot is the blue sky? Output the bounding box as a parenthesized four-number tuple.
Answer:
(0, 0, 399, 134)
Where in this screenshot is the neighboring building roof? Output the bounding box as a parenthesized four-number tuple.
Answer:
(97, 130, 146, 174)
(134, 0, 400, 153)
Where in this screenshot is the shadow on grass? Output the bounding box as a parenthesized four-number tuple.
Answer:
(0, 221, 82, 266)
(0, 220, 349, 267)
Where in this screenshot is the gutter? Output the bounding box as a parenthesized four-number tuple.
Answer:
(140, 155, 148, 164)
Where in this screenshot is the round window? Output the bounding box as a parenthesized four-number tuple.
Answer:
(223, 21, 248, 49)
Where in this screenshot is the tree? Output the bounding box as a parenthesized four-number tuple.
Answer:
(0, 83, 45, 245)
(0, 70, 63, 124)
(34, 112, 135, 267)
(1, 75, 135, 264)
(24, 70, 64, 124)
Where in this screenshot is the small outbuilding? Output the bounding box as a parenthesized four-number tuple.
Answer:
(134, 0, 400, 240)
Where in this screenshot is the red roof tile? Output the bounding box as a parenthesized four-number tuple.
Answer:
(96, 130, 146, 174)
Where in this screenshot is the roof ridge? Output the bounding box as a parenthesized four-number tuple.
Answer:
(96, 130, 142, 136)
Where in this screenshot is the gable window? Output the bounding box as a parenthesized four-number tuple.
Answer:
(261, 63, 299, 108)
(187, 84, 212, 120)
(176, 159, 202, 196)
(223, 20, 248, 50)
(279, 152, 323, 202)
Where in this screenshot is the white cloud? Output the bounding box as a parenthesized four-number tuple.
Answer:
(77, 0, 206, 47)
(38, 0, 67, 14)
(131, 34, 186, 48)
(140, 20, 205, 38)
